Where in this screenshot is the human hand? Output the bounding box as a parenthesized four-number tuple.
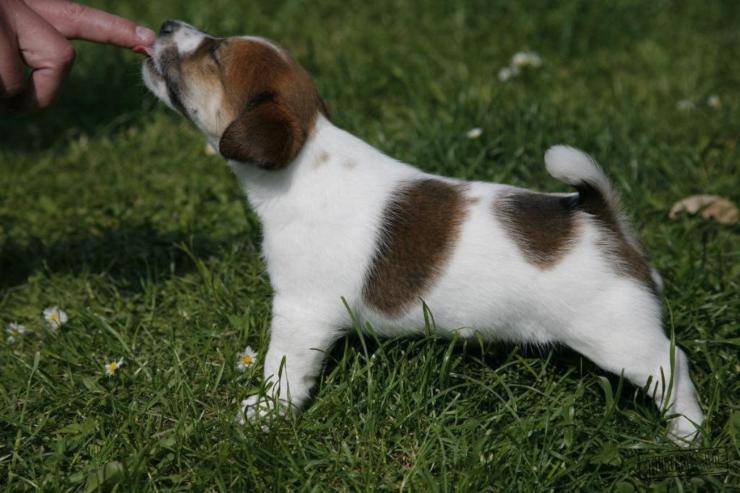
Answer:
(0, 0, 155, 113)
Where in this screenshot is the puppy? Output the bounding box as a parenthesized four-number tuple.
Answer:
(142, 20, 704, 444)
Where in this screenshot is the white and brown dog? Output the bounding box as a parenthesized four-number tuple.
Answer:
(142, 20, 704, 443)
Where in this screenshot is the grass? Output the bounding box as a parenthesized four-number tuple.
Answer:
(1, 0, 738, 490)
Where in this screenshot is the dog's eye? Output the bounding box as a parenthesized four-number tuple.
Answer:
(205, 40, 222, 65)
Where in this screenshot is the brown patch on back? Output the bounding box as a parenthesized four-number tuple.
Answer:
(496, 183, 657, 293)
(363, 179, 469, 316)
(494, 190, 580, 268)
(576, 184, 657, 293)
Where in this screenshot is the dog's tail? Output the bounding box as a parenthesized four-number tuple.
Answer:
(544, 145, 663, 292)
(545, 145, 618, 212)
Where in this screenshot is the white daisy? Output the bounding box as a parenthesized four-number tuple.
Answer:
(43, 307, 68, 331)
(466, 127, 483, 139)
(6, 322, 28, 344)
(104, 358, 124, 377)
(236, 346, 257, 371)
(676, 99, 694, 111)
(498, 66, 516, 82)
(707, 95, 721, 109)
(511, 51, 542, 69)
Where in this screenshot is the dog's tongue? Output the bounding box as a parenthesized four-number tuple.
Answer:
(132, 45, 154, 57)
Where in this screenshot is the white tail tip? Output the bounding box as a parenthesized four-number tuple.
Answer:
(544, 145, 611, 194)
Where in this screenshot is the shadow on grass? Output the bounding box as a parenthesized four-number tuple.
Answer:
(0, 221, 234, 291)
(0, 48, 152, 153)
(322, 331, 656, 419)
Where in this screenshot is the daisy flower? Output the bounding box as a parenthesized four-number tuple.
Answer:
(236, 346, 257, 371)
(707, 95, 721, 109)
(511, 51, 542, 69)
(6, 322, 28, 344)
(43, 307, 68, 331)
(466, 127, 483, 139)
(104, 358, 124, 377)
(498, 51, 542, 83)
(676, 99, 694, 111)
(498, 66, 516, 82)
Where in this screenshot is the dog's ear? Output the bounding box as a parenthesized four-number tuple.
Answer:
(219, 92, 304, 170)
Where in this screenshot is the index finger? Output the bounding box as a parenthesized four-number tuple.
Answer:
(25, 0, 155, 48)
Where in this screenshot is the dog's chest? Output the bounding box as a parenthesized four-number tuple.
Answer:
(256, 164, 405, 297)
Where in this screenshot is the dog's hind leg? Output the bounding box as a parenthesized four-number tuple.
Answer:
(560, 285, 704, 445)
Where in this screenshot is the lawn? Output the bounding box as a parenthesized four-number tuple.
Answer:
(1, 0, 738, 491)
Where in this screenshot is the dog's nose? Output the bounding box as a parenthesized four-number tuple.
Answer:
(159, 20, 179, 36)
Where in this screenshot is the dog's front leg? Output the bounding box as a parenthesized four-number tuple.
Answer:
(236, 298, 343, 425)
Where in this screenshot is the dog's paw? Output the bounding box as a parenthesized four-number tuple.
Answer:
(667, 415, 701, 448)
(235, 395, 276, 428)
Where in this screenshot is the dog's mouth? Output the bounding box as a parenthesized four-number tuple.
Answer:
(133, 45, 155, 57)
(139, 45, 189, 117)
(135, 45, 159, 77)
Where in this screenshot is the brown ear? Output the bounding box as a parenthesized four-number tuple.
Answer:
(219, 93, 303, 169)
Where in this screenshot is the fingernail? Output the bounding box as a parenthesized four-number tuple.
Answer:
(136, 26, 156, 45)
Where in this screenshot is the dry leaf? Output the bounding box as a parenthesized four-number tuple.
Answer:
(669, 194, 738, 225)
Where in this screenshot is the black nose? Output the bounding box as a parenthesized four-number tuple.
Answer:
(159, 20, 179, 36)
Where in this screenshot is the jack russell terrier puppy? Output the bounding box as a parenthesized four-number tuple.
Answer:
(141, 20, 704, 444)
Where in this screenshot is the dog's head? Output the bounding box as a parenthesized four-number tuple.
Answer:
(142, 20, 325, 169)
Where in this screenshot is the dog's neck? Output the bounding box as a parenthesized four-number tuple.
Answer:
(227, 115, 416, 224)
